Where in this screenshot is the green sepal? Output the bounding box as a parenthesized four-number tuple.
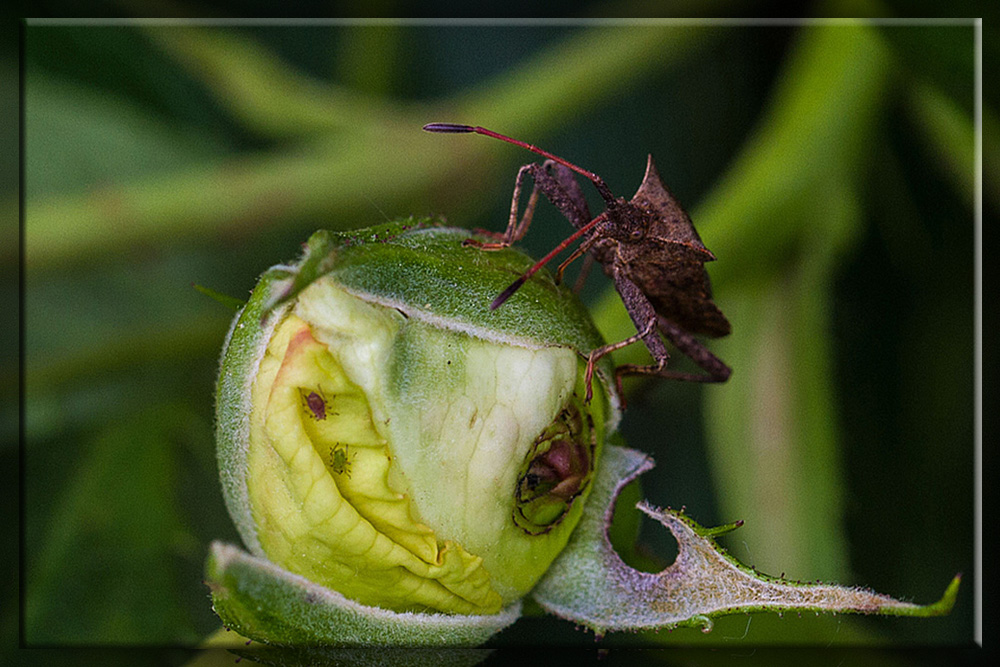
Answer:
(261, 218, 619, 411)
(531, 445, 961, 637)
(192, 282, 246, 311)
(215, 266, 293, 558)
(205, 541, 522, 647)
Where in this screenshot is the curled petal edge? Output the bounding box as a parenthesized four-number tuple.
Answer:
(531, 445, 961, 637)
(205, 541, 522, 647)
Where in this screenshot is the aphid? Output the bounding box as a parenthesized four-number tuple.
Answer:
(304, 389, 327, 421)
(423, 123, 731, 399)
(329, 443, 352, 478)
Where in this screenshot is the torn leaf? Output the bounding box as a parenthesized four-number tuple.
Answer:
(531, 445, 960, 637)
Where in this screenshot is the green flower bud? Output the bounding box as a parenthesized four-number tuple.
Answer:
(214, 220, 619, 625)
(209, 219, 957, 648)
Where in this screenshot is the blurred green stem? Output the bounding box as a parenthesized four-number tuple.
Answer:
(907, 81, 975, 207)
(24, 26, 713, 269)
(705, 23, 890, 582)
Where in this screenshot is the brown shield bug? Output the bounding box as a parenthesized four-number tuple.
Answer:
(423, 123, 731, 400)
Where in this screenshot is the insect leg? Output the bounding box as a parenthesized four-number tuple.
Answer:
(615, 315, 732, 386)
(484, 160, 608, 307)
(571, 254, 596, 294)
(490, 213, 607, 310)
(658, 316, 731, 381)
(462, 164, 538, 250)
(543, 160, 599, 291)
(464, 163, 544, 249)
(544, 160, 592, 229)
(502, 160, 592, 243)
(582, 272, 671, 401)
(615, 272, 673, 365)
(555, 233, 600, 284)
(583, 317, 658, 403)
(505, 164, 542, 244)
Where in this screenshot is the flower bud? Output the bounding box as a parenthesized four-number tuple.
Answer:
(214, 221, 620, 621)
(210, 221, 955, 650)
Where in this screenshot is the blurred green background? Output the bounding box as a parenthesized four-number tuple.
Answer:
(13, 9, 985, 660)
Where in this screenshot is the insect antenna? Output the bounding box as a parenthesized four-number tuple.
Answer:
(490, 214, 604, 310)
(423, 123, 616, 205)
(424, 123, 613, 309)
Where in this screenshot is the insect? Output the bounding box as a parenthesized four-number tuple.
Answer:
(423, 123, 732, 400)
(303, 389, 327, 421)
(329, 443, 352, 478)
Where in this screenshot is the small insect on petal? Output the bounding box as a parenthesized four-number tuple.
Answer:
(329, 443, 352, 478)
(304, 390, 327, 420)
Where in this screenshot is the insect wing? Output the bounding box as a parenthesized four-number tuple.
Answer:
(629, 155, 730, 338)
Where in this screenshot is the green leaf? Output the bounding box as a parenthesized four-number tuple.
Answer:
(907, 81, 975, 206)
(22, 25, 715, 269)
(23, 250, 235, 394)
(205, 542, 521, 647)
(25, 407, 198, 643)
(532, 445, 959, 637)
(25, 73, 223, 200)
(142, 25, 405, 139)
